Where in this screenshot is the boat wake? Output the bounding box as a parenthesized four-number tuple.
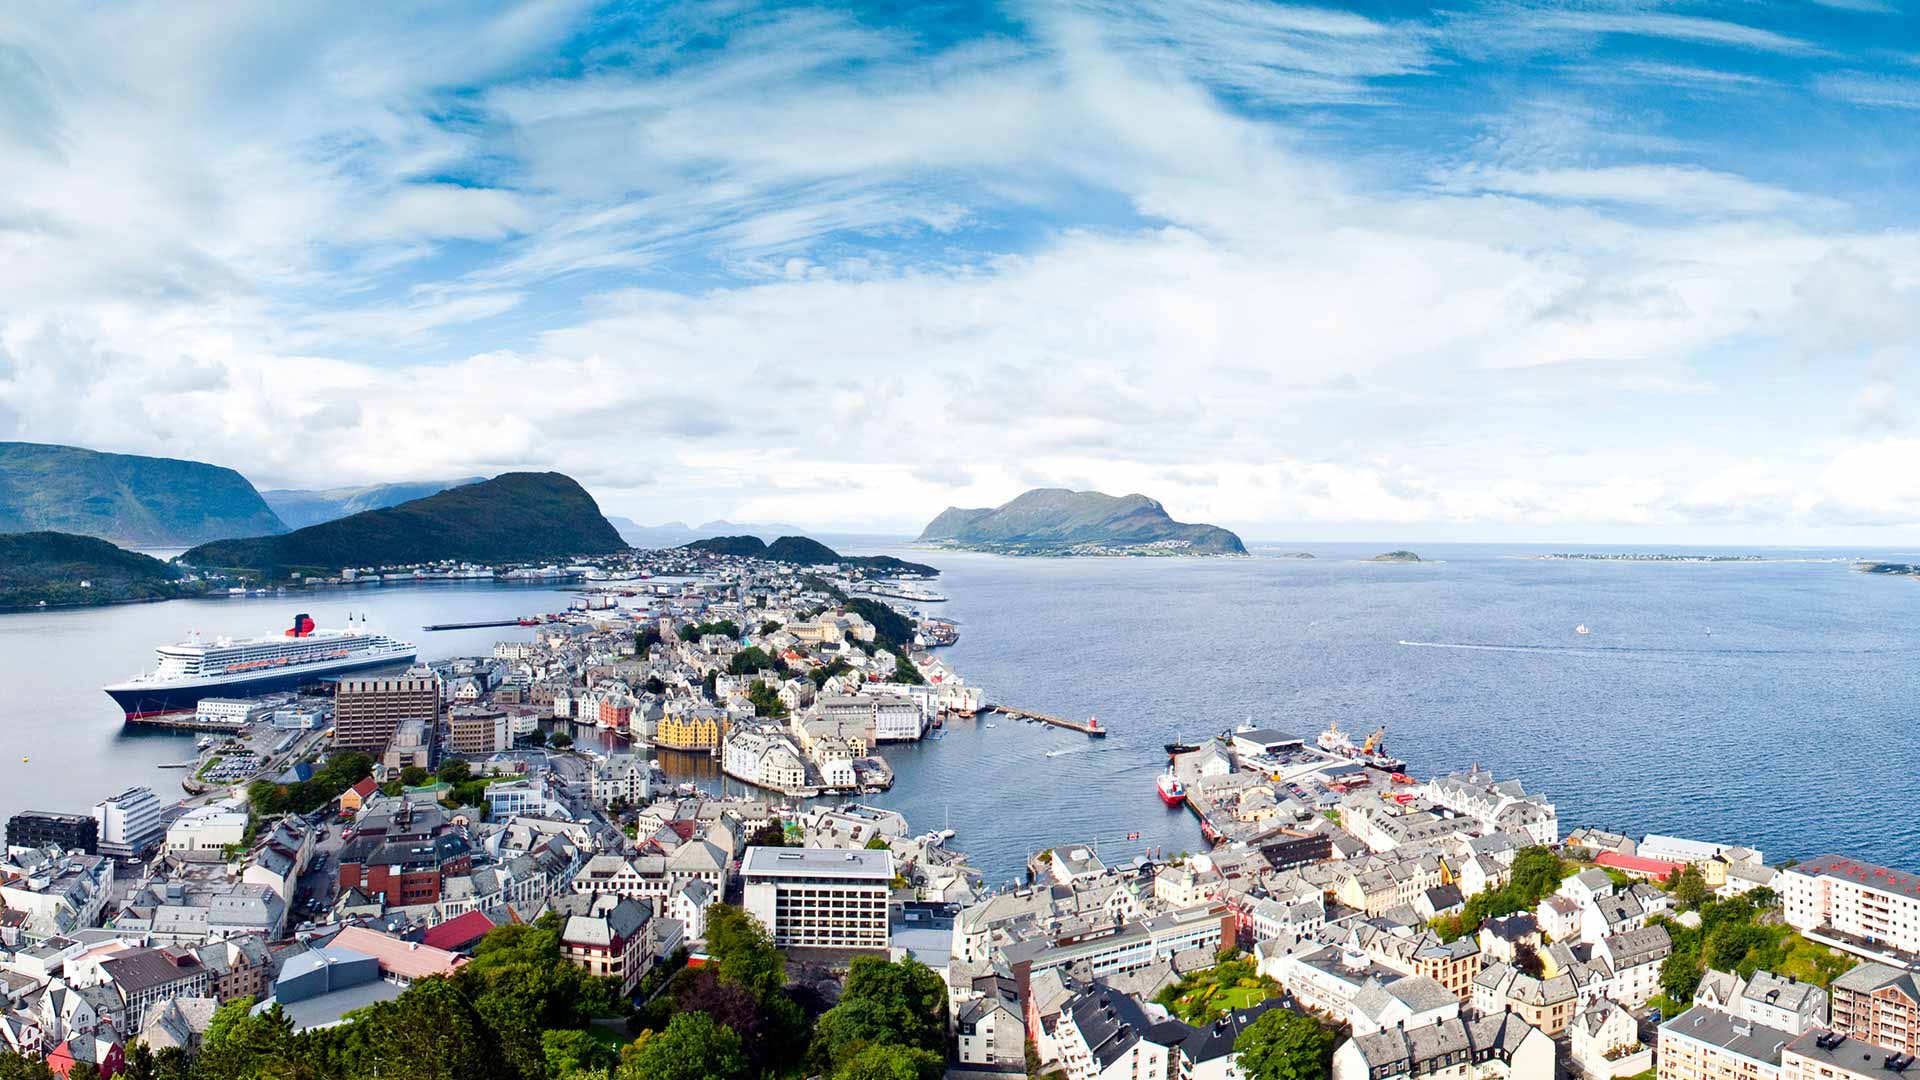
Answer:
(1396, 639, 1911, 658)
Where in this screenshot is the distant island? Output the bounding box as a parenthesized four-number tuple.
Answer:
(1371, 550, 1424, 562)
(614, 517, 813, 547)
(683, 535, 938, 576)
(262, 476, 484, 529)
(1272, 551, 1315, 559)
(0, 532, 206, 610)
(1859, 562, 1920, 577)
(180, 472, 627, 578)
(917, 488, 1246, 556)
(1537, 552, 1761, 563)
(0, 441, 286, 547)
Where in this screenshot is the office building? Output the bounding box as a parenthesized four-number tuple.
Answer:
(334, 671, 442, 754)
(447, 706, 510, 755)
(93, 787, 166, 858)
(6, 811, 98, 854)
(742, 846, 892, 950)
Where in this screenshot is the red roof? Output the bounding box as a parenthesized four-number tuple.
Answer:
(348, 778, 378, 798)
(421, 911, 496, 953)
(1595, 851, 1682, 877)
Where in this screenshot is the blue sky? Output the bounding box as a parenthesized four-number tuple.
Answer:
(0, 0, 1917, 541)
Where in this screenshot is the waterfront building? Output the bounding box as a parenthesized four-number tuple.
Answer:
(192, 697, 273, 729)
(657, 704, 725, 750)
(1423, 768, 1558, 846)
(1828, 963, 1920, 1055)
(1780, 857, 1920, 965)
(6, 812, 98, 855)
(741, 846, 892, 951)
(92, 787, 166, 859)
(334, 671, 442, 755)
(1333, 1011, 1554, 1080)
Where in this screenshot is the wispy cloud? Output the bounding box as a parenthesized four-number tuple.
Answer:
(1815, 71, 1920, 109)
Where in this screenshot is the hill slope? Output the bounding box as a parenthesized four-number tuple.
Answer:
(917, 488, 1245, 555)
(0, 531, 199, 609)
(0, 442, 286, 547)
(682, 535, 938, 576)
(181, 472, 626, 574)
(262, 477, 485, 529)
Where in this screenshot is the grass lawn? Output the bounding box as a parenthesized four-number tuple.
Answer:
(1162, 959, 1281, 1022)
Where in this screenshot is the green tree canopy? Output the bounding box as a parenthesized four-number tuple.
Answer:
(619, 1013, 748, 1080)
(1233, 1009, 1338, 1080)
(832, 1044, 944, 1080)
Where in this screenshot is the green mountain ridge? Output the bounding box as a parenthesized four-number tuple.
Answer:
(181, 472, 627, 576)
(0, 441, 287, 547)
(0, 531, 199, 610)
(917, 488, 1246, 555)
(262, 477, 486, 529)
(682, 534, 939, 576)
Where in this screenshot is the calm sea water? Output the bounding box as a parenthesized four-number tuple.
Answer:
(4, 544, 1917, 887)
(0, 584, 579, 825)
(839, 542, 1920, 884)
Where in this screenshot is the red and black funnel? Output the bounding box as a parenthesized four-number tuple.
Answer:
(286, 613, 316, 637)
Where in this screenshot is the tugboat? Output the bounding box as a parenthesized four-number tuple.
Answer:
(1156, 769, 1187, 806)
(1163, 735, 1202, 756)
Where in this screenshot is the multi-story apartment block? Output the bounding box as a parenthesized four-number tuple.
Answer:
(1784, 1029, 1917, 1080)
(1781, 857, 1920, 965)
(1829, 964, 1920, 1055)
(1659, 1007, 1797, 1080)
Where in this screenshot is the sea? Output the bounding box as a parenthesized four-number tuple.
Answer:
(3, 541, 1918, 886)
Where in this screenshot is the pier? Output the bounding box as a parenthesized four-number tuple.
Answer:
(422, 619, 529, 631)
(984, 705, 1107, 736)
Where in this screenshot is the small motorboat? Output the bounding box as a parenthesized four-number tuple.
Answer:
(1575, 624, 1591, 635)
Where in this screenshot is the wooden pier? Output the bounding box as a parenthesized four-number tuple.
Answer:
(984, 705, 1107, 737)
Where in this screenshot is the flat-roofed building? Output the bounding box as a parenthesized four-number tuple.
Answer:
(334, 672, 442, 755)
(1780, 857, 1920, 965)
(742, 846, 892, 951)
(1658, 1006, 1796, 1080)
(1785, 1029, 1919, 1080)
(6, 812, 98, 855)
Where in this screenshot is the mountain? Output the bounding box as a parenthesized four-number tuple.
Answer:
(262, 477, 485, 529)
(0, 531, 201, 610)
(614, 518, 814, 548)
(180, 472, 627, 576)
(917, 488, 1246, 555)
(0, 441, 286, 547)
(682, 535, 938, 576)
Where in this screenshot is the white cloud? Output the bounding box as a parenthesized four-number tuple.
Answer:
(0, 0, 1916, 543)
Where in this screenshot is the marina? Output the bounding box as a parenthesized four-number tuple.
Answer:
(981, 703, 1107, 736)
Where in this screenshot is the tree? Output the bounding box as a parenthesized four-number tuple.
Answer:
(0, 1052, 55, 1080)
(400, 765, 429, 787)
(1672, 864, 1709, 910)
(341, 976, 514, 1080)
(746, 821, 788, 848)
(246, 779, 289, 817)
(193, 1000, 298, 1080)
(704, 905, 787, 1000)
(810, 956, 948, 1072)
(865, 835, 889, 850)
(834, 1044, 944, 1080)
(543, 1029, 617, 1079)
(437, 759, 472, 785)
(550, 731, 574, 749)
(745, 680, 788, 718)
(620, 1013, 749, 1080)
(1234, 1009, 1338, 1080)
(729, 646, 780, 677)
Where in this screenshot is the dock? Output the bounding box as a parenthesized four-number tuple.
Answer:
(422, 619, 527, 631)
(984, 705, 1107, 736)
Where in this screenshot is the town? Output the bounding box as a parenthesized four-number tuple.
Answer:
(0, 545, 1914, 1080)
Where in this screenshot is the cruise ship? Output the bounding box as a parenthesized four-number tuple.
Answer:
(103, 614, 417, 719)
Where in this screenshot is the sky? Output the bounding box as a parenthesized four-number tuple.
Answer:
(1, 1, 1918, 543)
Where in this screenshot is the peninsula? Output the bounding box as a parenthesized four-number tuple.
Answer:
(0, 531, 205, 610)
(917, 488, 1246, 556)
(179, 472, 627, 578)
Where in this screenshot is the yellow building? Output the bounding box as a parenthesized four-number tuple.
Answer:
(658, 708, 725, 751)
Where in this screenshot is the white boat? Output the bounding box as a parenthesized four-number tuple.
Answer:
(1575, 624, 1590, 636)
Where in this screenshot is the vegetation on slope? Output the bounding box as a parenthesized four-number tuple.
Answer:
(181, 472, 626, 577)
(262, 477, 484, 528)
(681, 535, 939, 575)
(0, 531, 201, 610)
(0, 441, 286, 546)
(917, 488, 1245, 554)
